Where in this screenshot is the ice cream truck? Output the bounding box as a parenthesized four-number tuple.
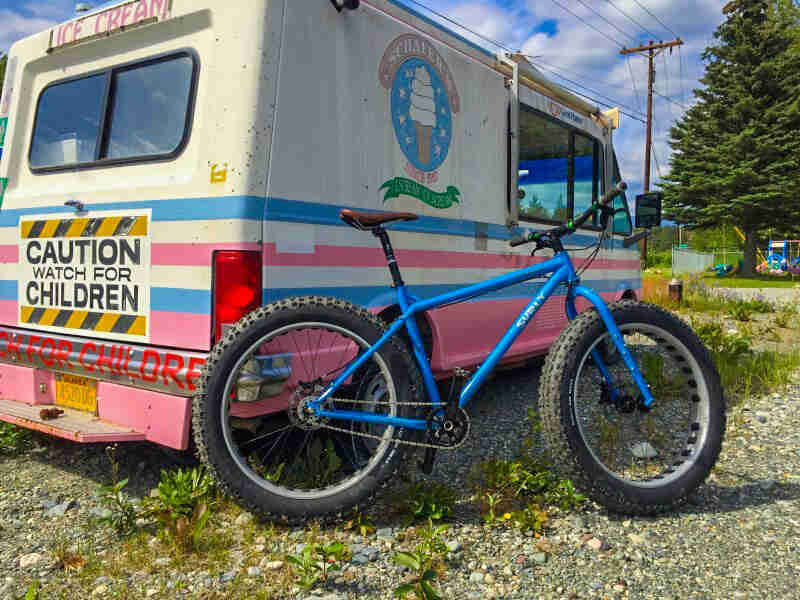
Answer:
(0, 1, 638, 461)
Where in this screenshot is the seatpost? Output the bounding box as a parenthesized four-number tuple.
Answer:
(373, 227, 405, 287)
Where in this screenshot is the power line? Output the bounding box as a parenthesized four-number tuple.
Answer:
(529, 60, 645, 117)
(629, 0, 680, 39)
(397, 0, 650, 124)
(605, 0, 659, 40)
(572, 0, 639, 44)
(548, 0, 623, 48)
(627, 57, 643, 114)
(400, 0, 515, 53)
(531, 55, 689, 111)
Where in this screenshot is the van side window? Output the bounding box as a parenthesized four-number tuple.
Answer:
(30, 53, 196, 171)
(517, 105, 603, 227)
(518, 109, 569, 222)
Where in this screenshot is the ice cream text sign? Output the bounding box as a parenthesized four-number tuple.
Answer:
(379, 34, 462, 209)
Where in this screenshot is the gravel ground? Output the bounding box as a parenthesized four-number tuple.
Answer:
(1, 362, 799, 600)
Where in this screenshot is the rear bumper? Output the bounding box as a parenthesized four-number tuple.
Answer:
(0, 326, 207, 396)
(0, 327, 207, 449)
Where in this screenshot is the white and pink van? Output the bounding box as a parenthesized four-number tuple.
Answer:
(0, 0, 639, 451)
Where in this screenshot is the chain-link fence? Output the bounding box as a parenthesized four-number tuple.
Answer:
(672, 246, 715, 274)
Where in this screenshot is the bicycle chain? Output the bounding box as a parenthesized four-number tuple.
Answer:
(316, 396, 470, 450)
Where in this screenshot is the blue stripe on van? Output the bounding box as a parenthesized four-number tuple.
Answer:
(264, 278, 639, 308)
(265, 197, 627, 249)
(1, 195, 632, 250)
(0, 280, 17, 301)
(0, 196, 266, 227)
(151, 288, 210, 314)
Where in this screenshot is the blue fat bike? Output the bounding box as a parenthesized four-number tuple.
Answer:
(194, 183, 725, 520)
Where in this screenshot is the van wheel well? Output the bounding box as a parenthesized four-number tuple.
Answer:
(621, 289, 637, 301)
(377, 306, 434, 360)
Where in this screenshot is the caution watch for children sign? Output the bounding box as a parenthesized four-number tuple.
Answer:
(18, 210, 151, 342)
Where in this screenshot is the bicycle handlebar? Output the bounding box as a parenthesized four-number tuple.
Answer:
(509, 181, 628, 248)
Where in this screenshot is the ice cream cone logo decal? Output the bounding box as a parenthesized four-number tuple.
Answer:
(379, 34, 462, 210)
(380, 34, 459, 174)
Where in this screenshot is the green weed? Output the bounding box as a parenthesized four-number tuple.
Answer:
(392, 520, 448, 600)
(393, 481, 456, 523)
(473, 455, 585, 524)
(97, 445, 138, 537)
(510, 503, 549, 533)
(97, 478, 138, 537)
(143, 467, 217, 552)
(285, 541, 348, 591)
(343, 508, 376, 537)
(0, 422, 32, 455)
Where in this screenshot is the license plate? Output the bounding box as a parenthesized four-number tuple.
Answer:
(55, 374, 98, 413)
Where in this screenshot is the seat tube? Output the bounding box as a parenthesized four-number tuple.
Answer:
(373, 227, 404, 287)
(397, 286, 441, 407)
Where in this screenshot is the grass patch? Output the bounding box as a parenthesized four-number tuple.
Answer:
(692, 320, 800, 405)
(703, 275, 798, 289)
(0, 422, 33, 455)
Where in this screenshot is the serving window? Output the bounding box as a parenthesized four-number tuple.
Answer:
(517, 105, 604, 227)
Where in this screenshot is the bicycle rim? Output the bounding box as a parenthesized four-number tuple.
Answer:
(220, 322, 399, 501)
(572, 323, 711, 488)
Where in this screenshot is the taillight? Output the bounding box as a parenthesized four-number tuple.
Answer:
(213, 251, 262, 342)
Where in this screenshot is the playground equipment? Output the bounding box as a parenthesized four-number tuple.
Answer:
(765, 239, 800, 271)
(733, 226, 768, 265)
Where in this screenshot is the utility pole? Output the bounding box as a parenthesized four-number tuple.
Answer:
(620, 39, 683, 268)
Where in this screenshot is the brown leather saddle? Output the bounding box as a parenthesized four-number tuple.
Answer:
(340, 209, 418, 230)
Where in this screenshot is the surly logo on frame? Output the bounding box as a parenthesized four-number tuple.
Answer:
(379, 34, 462, 210)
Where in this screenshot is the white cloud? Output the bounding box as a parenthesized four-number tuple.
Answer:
(0, 9, 58, 52)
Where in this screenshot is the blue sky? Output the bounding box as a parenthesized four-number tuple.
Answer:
(1, 0, 730, 203)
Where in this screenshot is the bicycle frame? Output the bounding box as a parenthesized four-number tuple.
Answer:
(311, 249, 654, 430)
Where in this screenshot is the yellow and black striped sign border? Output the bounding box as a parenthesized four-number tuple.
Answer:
(21, 215, 148, 239)
(20, 306, 147, 336)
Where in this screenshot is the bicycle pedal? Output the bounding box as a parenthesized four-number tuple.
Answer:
(418, 447, 437, 475)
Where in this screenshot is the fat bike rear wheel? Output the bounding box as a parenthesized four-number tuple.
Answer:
(539, 301, 725, 515)
(193, 296, 422, 522)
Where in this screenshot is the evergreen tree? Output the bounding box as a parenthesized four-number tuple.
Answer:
(661, 0, 800, 274)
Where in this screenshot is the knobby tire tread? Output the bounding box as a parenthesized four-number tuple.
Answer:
(539, 300, 725, 515)
(192, 296, 423, 524)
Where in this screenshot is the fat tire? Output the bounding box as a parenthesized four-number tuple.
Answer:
(193, 296, 422, 522)
(539, 300, 725, 515)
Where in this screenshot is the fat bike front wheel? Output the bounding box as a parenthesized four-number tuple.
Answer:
(539, 301, 725, 515)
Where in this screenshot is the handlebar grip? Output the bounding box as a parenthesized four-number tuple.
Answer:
(623, 229, 651, 248)
(600, 181, 628, 206)
(509, 234, 531, 247)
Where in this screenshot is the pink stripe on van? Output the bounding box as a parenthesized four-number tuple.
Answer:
(152, 242, 261, 266)
(264, 243, 639, 271)
(0, 245, 18, 263)
(150, 311, 211, 350)
(0, 300, 17, 324)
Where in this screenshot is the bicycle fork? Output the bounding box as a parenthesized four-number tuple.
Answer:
(565, 286, 655, 408)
